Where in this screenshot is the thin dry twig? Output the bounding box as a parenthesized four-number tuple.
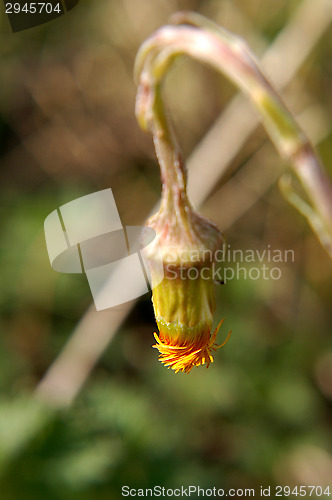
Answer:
(188, 0, 332, 204)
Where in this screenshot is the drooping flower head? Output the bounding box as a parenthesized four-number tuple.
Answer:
(142, 158, 230, 373)
(135, 27, 230, 373)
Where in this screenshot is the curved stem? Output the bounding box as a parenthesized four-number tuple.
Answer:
(135, 57, 191, 220)
(135, 12, 332, 257)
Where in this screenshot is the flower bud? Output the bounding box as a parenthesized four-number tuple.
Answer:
(145, 194, 230, 373)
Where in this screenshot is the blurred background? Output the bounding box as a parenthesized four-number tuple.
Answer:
(1, 0, 332, 498)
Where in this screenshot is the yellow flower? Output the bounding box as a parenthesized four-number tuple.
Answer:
(153, 319, 229, 374)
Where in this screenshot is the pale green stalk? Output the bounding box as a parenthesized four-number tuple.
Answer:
(135, 12, 332, 257)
